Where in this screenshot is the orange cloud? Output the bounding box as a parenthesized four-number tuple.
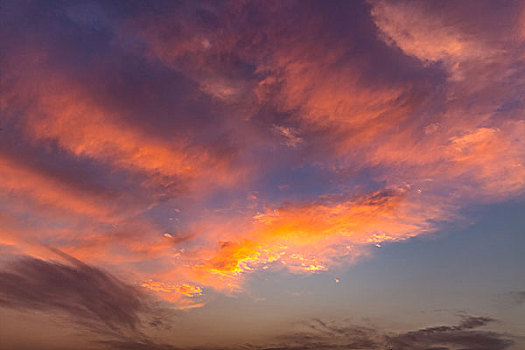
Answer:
(22, 81, 229, 186)
(178, 187, 449, 291)
(371, 1, 488, 64)
(141, 280, 202, 307)
(0, 153, 115, 219)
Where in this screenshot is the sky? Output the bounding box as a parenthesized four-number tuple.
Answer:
(0, 0, 524, 349)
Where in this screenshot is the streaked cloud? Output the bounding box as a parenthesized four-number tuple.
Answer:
(98, 315, 514, 350)
(0, 251, 148, 335)
(0, 0, 524, 320)
(237, 316, 513, 350)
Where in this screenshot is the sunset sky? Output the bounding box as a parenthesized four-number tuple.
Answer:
(1, 1, 524, 349)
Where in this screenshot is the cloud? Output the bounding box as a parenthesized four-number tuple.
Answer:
(387, 316, 513, 350)
(0, 151, 118, 220)
(101, 316, 511, 350)
(235, 316, 514, 350)
(0, 251, 151, 336)
(189, 187, 449, 290)
(0, 0, 524, 306)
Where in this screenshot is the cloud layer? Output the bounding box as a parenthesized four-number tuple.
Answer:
(94, 316, 515, 350)
(0, 0, 524, 321)
(251, 316, 514, 350)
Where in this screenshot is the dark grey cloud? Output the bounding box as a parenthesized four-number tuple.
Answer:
(0, 251, 148, 334)
(387, 316, 513, 350)
(226, 316, 514, 350)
